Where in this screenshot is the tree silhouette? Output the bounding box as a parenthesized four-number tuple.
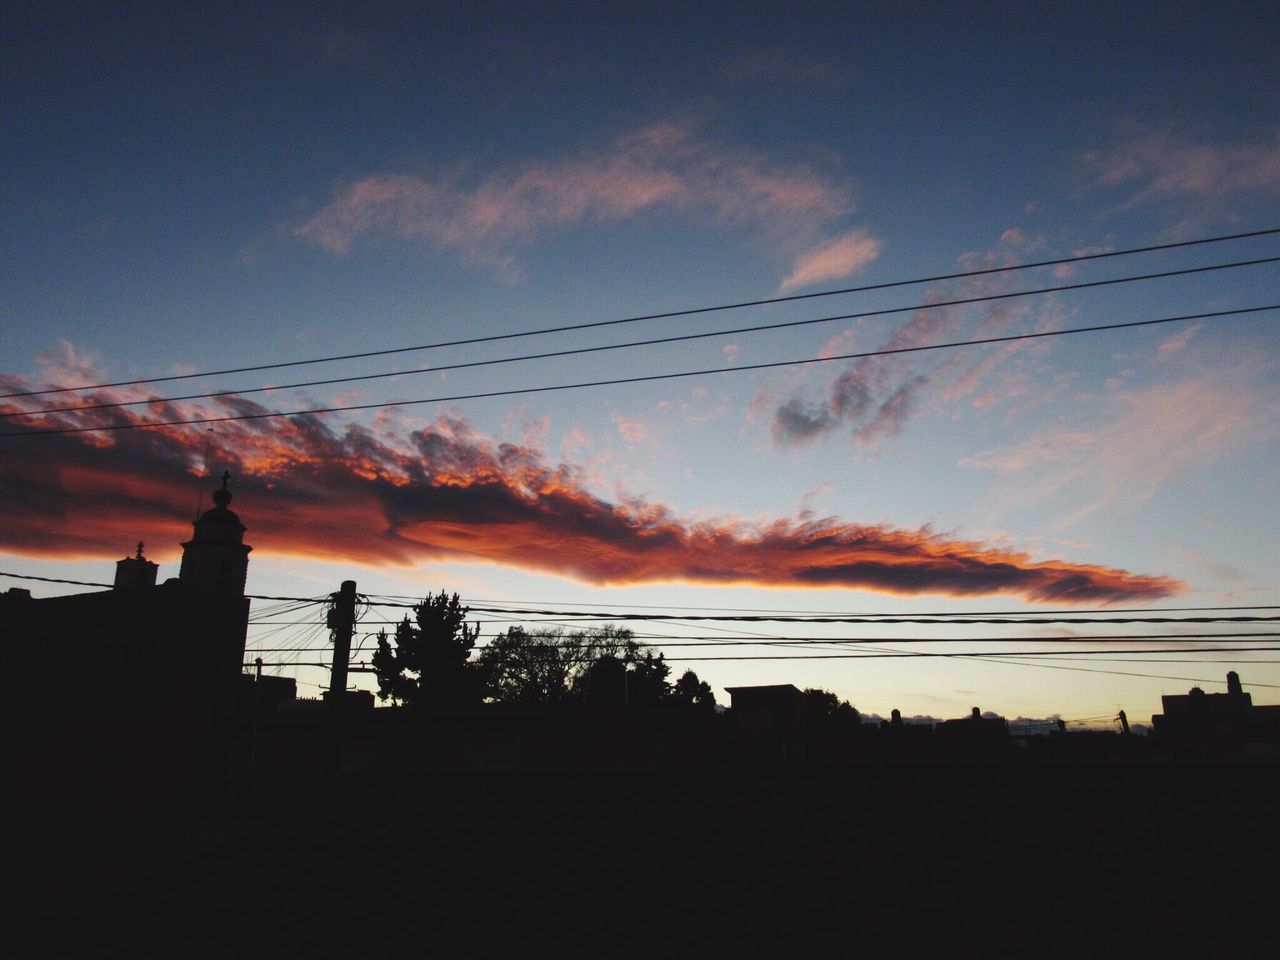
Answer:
(672, 670, 717, 712)
(473, 624, 677, 706)
(624, 646, 671, 705)
(801, 688, 861, 732)
(475, 626, 580, 704)
(371, 591, 480, 706)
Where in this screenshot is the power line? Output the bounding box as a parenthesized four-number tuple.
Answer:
(445, 593, 1274, 616)
(6, 299, 1278, 438)
(241, 628, 1280, 642)
(242, 652, 1280, 690)
(0, 572, 112, 588)
(966, 656, 1280, 689)
(243, 644, 1280, 655)
(358, 599, 1280, 624)
(2, 574, 1274, 627)
(10, 265, 1277, 419)
(441, 597, 1280, 617)
(7, 226, 1276, 401)
(656, 646, 1280, 659)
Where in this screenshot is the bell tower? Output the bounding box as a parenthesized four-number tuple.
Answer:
(179, 471, 252, 597)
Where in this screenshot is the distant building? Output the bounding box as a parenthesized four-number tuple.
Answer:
(725, 684, 804, 733)
(7, 475, 253, 808)
(1151, 672, 1280, 743)
(936, 706, 1008, 749)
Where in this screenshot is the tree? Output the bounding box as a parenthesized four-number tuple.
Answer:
(472, 624, 677, 706)
(475, 626, 582, 704)
(371, 591, 480, 706)
(672, 670, 717, 712)
(801, 688, 861, 732)
(624, 647, 672, 705)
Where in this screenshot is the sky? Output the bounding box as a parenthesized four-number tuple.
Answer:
(3, 1, 1279, 722)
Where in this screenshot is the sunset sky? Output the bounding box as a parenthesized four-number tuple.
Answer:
(3, 2, 1278, 721)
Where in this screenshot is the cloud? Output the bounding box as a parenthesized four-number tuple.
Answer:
(611, 413, 647, 444)
(1156, 324, 1201, 356)
(35, 340, 103, 387)
(294, 123, 868, 280)
(1082, 124, 1280, 228)
(559, 426, 592, 462)
(1168, 546, 1250, 584)
(767, 230, 1075, 449)
(0, 381, 1178, 603)
(769, 297, 965, 448)
(778, 229, 881, 293)
(960, 369, 1280, 529)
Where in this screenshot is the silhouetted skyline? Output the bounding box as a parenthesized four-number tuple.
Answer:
(2, 2, 1278, 721)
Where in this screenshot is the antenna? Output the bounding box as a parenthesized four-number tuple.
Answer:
(192, 428, 214, 521)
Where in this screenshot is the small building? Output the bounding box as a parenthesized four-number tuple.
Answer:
(725, 684, 804, 734)
(1151, 672, 1280, 743)
(935, 706, 1009, 749)
(8, 475, 254, 808)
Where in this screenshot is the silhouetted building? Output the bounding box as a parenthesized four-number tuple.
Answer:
(8, 478, 254, 808)
(1151, 672, 1280, 744)
(936, 706, 1008, 750)
(725, 684, 805, 765)
(726, 684, 803, 733)
(114, 542, 158, 589)
(179, 472, 252, 597)
(239, 671, 299, 721)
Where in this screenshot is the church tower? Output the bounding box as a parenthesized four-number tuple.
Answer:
(179, 471, 252, 597)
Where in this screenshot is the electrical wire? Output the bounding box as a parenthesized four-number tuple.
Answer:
(6, 295, 1277, 438)
(4, 573, 1274, 628)
(233, 632, 1280, 649)
(7, 225, 1275, 401)
(9, 288, 1275, 420)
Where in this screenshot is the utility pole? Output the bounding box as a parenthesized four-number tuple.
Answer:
(249, 656, 263, 771)
(325, 580, 357, 775)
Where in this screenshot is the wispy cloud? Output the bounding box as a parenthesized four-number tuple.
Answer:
(768, 231, 1066, 449)
(611, 412, 648, 444)
(1082, 123, 1280, 228)
(0, 376, 1177, 603)
(1156, 323, 1201, 356)
(34, 340, 103, 387)
(960, 368, 1280, 529)
(294, 122, 869, 282)
(778, 229, 881, 293)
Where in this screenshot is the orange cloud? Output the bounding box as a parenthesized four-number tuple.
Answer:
(0, 385, 1179, 602)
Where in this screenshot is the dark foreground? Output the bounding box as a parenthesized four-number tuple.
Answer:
(13, 766, 1277, 957)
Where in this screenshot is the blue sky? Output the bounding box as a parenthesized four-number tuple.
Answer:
(3, 1, 1279, 720)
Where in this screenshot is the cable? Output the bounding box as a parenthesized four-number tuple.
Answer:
(238, 632, 1280, 648)
(243, 645, 1280, 656)
(659, 646, 1280, 658)
(10, 276, 1276, 419)
(7, 300, 1277, 439)
(438, 597, 1280, 617)
(243, 652, 1280, 689)
(0, 572, 112, 588)
(8, 225, 1276, 401)
(4, 574, 1275, 629)
(965, 656, 1280, 689)
(356, 599, 1280, 624)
